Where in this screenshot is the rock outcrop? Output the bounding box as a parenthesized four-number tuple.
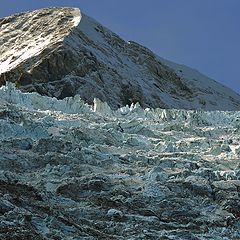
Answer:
(1, 7, 240, 110)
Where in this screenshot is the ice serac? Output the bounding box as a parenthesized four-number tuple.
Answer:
(0, 83, 240, 239)
(1, 7, 240, 110)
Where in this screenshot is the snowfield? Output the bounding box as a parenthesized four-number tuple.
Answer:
(0, 83, 240, 239)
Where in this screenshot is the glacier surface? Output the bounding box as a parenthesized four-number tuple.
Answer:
(0, 83, 240, 239)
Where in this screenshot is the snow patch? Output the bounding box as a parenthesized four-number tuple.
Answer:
(72, 8, 81, 27)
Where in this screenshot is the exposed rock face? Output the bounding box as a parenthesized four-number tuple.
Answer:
(1, 7, 240, 110)
(0, 84, 240, 239)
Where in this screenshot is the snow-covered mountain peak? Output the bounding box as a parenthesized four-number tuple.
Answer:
(0, 8, 81, 73)
(0, 8, 240, 238)
(0, 7, 240, 110)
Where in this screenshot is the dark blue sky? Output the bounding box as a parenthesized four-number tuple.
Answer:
(1, 0, 239, 93)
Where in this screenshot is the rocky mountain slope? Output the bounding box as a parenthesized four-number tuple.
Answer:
(1, 7, 240, 110)
(0, 83, 240, 239)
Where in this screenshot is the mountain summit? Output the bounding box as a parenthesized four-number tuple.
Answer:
(0, 7, 240, 110)
(0, 7, 240, 239)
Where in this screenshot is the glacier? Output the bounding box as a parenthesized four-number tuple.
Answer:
(0, 83, 240, 239)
